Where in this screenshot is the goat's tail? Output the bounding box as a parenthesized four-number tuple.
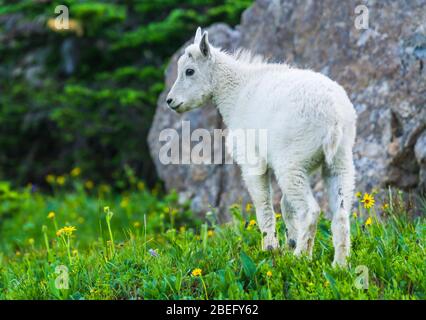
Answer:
(323, 122, 343, 166)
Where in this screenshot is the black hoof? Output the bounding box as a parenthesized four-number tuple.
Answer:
(288, 239, 296, 249)
(267, 245, 274, 250)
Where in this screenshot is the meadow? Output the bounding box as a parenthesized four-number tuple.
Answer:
(0, 169, 425, 300)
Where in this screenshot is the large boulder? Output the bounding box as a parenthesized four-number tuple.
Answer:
(148, 0, 426, 218)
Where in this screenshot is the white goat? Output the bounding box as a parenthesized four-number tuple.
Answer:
(166, 27, 357, 266)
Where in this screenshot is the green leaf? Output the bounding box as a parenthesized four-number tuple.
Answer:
(240, 251, 256, 278)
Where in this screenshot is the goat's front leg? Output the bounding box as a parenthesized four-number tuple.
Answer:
(242, 168, 278, 250)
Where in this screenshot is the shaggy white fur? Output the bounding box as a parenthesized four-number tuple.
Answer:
(167, 27, 357, 266)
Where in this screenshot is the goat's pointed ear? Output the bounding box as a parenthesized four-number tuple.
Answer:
(199, 32, 211, 58)
(194, 27, 202, 44)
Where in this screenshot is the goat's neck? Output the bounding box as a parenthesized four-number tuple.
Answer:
(211, 53, 246, 125)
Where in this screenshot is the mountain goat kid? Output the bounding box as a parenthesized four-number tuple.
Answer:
(166, 27, 357, 266)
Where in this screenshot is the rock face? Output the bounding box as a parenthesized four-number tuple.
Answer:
(148, 0, 426, 218)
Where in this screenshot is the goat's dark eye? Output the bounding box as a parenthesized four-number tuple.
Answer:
(185, 68, 195, 76)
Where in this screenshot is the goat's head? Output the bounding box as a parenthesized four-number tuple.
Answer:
(166, 27, 214, 113)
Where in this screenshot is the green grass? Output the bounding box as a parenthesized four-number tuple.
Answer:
(0, 179, 425, 300)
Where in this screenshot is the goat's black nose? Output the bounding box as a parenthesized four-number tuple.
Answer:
(166, 98, 173, 105)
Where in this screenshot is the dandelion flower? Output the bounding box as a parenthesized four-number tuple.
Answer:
(361, 193, 375, 209)
(355, 191, 362, 198)
(137, 181, 145, 191)
(84, 180, 94, 190)
(382, 203, 389, 211)
(47, 211, 55, 220)
(46, 174, 56, 184)
(275, 213, 282, 219)
(207, 230, 214, 237)
(192, 268, 202, 277)
(365, 216, 373, 226)
(247, 219, 257, 230)
(56, 176, 66, 186)
(56, 226, 77, 237)
(120, 197, 129, 208)
(266, 270, 272, 277)
(245, 203, 253, 212)
(71, 167, 81, 177)
(99, 184, 111, 194)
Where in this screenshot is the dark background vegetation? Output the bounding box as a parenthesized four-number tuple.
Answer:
(0, 0, 250, 189)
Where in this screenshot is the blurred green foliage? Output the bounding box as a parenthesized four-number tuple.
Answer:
(0, 0, 251, 188)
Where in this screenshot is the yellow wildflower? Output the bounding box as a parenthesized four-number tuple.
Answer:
(192, 268, 202, 277)
(353, 212, 358, 219)
(266, 270, 272, 277)
(361, 193, 375, 209)
(133, 221, 141, 228)
(275, 213, 282, 219)
(355, 191, 362, 198)
(84, 180, 94, 189)
(56, 175, 66, 185)
(382, 203, 389, 211)
(137, 181, 145, 191)
(47, 211, 55, 219)
(28, 238, 35, 246)
(365, 216, 373, 226)
(207, 230, 214, 237)
(56, 226, 77, 237)
(120, 197, 129, 208)
(99, 184, 111, 194)
(245, 203, 253, 212)
(247, 219, 257, 230)
(70, 167, 81, 177)
(46, 174, 55, 184)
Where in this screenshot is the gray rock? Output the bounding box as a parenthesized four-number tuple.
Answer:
(148, 0, 426, 217)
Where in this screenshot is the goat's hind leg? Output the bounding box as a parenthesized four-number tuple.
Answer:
(277, 168, 320, 258)
(323, 151, 355, 267)
(242, 168, 278, 250)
